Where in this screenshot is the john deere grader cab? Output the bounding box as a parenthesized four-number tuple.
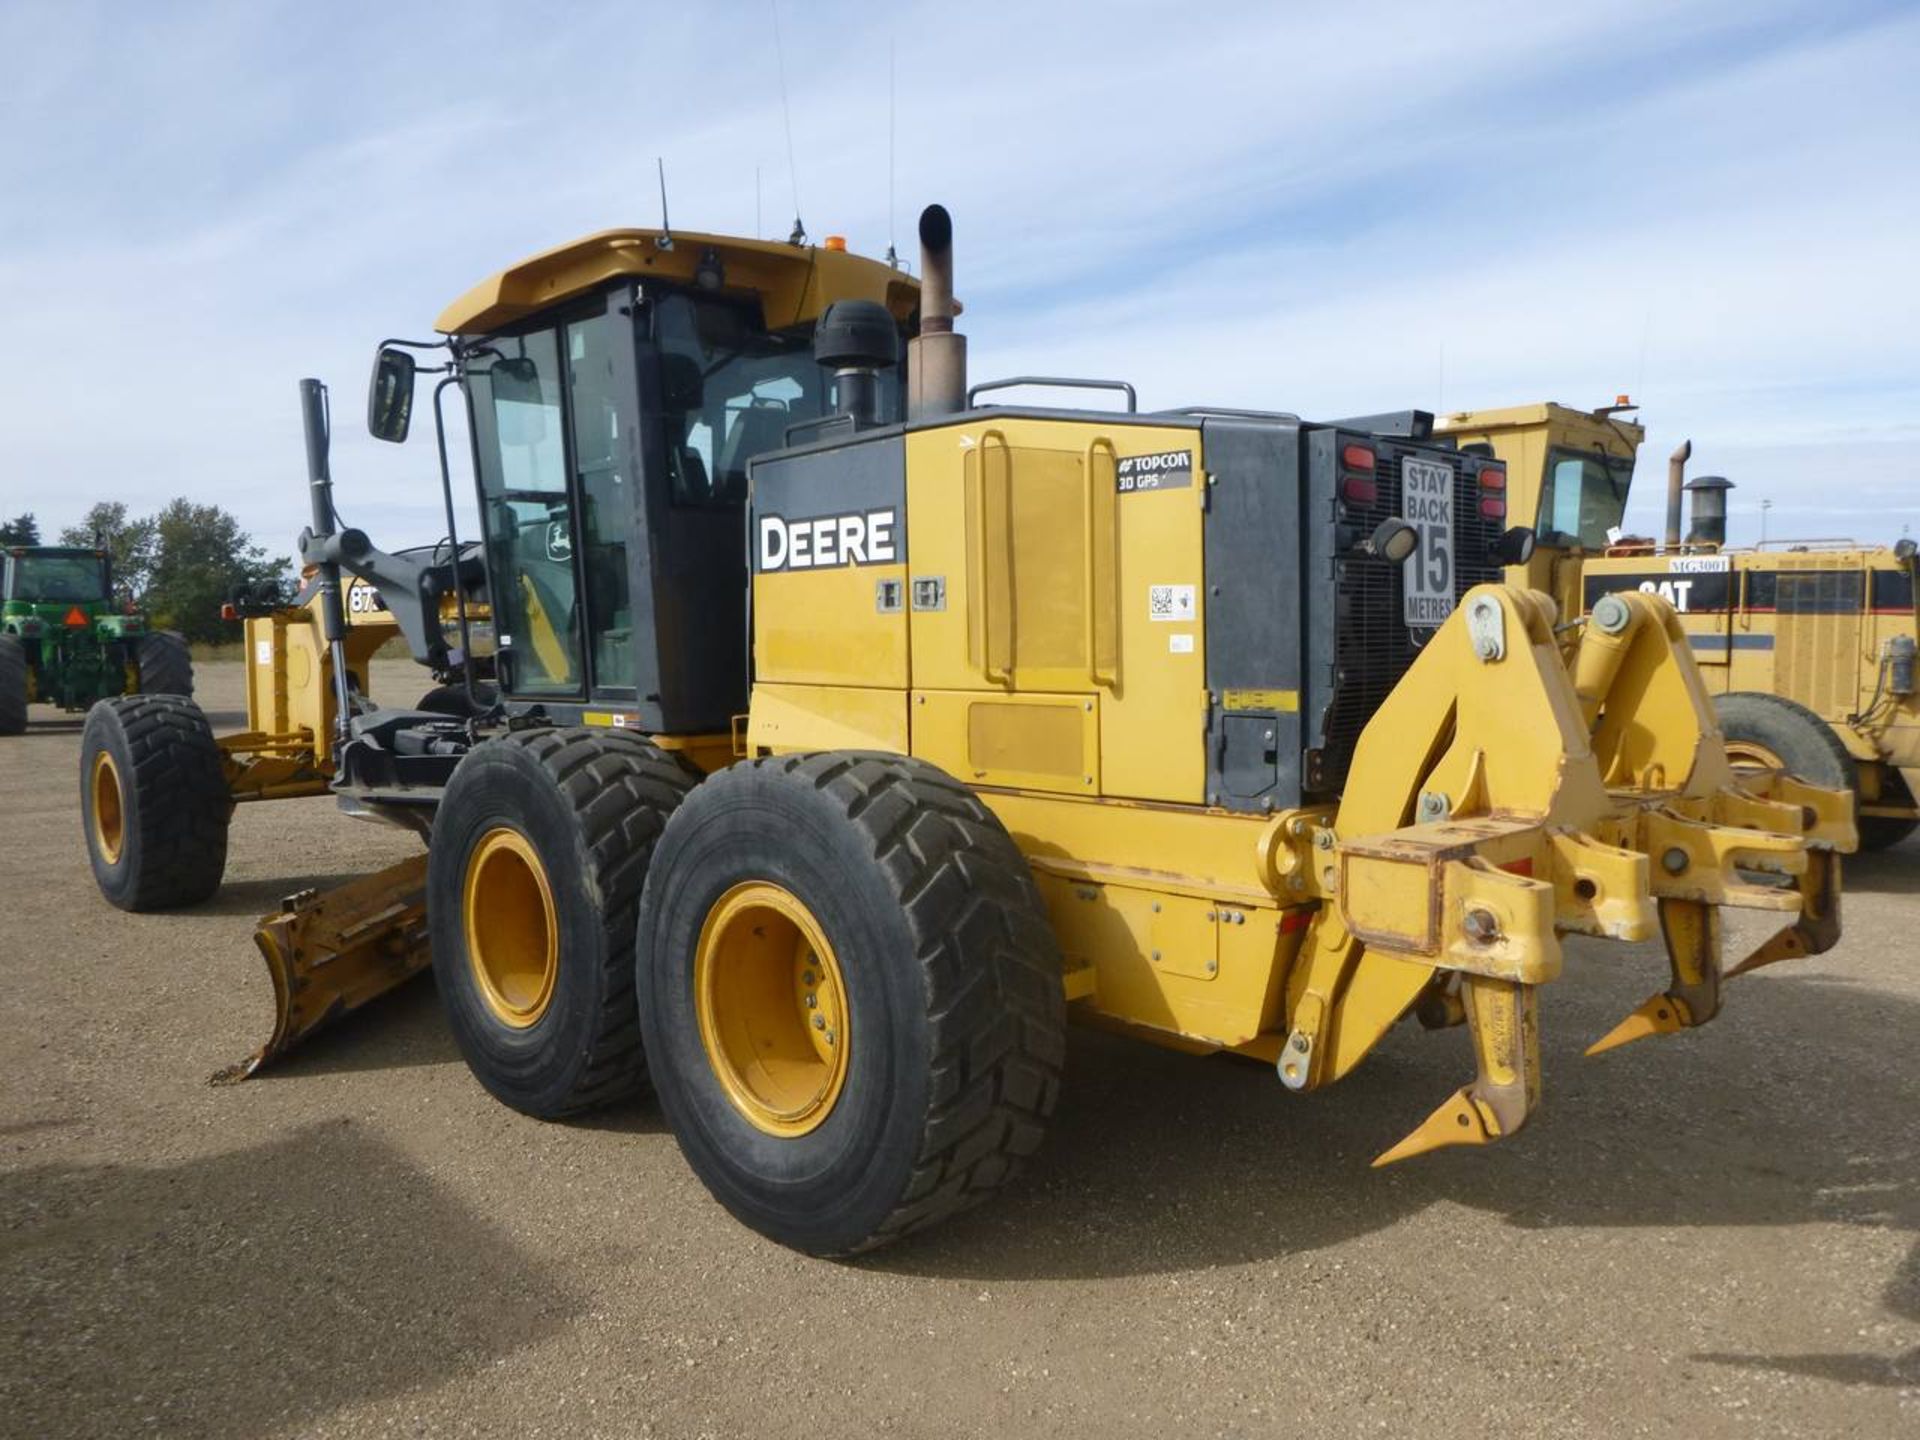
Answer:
(1, 545, 192, 733)
(81, 210, 1853, 1256)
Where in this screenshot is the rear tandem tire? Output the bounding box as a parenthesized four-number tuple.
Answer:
(427, 728, 699, 1119)
(636, 752, 1067, 1257)
(79, 696, 231, 909)
(1860, 771, 1919, 851)
(1714, 692, 1856, 793)
(1863, 815, 1920, 850)
(133, 631, 194, 698)
(0, 635, 26, 735)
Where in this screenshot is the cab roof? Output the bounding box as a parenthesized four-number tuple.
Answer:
(1435, 401, 1646, 446)
(437, 229, 921, 337)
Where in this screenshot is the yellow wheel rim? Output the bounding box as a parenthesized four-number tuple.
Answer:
(462, 827, 559, 1028)
(91, 750, 125, 865)
(1724, 738, 1785, 779)
(694, 882, 850, 1137)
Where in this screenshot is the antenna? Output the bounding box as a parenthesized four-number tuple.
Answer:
(770, 0, 804, 245)
(657, 158, 674, 251)
(755, 164, 762, 239)
(1635, 304, 1652, 403)
(885, 35, 898, 269)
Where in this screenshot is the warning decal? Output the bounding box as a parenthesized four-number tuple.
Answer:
(1148, 584, 1196, 622)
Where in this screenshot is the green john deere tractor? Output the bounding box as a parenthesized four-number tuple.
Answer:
(0, 546, 192, 734)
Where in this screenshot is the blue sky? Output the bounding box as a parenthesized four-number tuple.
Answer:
(2, 0, 1915, 553)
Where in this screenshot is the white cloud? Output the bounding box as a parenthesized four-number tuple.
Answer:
(0, 0, 1912, 555)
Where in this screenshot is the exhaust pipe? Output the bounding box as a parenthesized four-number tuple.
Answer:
(907, 204, 966, 420)
(1665, 439, 1692, 550)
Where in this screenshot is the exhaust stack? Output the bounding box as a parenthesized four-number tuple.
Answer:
(1665, 439, 1692, 550)
(907, 204, 967, 419)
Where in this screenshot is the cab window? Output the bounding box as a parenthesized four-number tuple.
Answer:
(568, 313, 636, 692)
(1537, 448, 1633, 549)
(652, 294, 830, 508)
(471, 327, 585, 697)
(7, 554, 108, 604)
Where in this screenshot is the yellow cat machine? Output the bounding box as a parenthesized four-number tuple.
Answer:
(1436, 401, 1918, 850)
(80, 212, 1852, 1256)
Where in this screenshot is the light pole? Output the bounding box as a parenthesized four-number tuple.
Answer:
(1760, 498, 1772, 547)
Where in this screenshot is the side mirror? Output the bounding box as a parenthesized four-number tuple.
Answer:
(367, 347, 416, 443)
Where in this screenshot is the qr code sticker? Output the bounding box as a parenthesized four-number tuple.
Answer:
(1148, 584, 1195, 622)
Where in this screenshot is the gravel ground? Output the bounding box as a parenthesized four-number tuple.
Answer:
(2, 659, 1915, 1439)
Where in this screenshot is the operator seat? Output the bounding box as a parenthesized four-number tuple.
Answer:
(658, 353, 715, 503)
(716, 403, 792, 500)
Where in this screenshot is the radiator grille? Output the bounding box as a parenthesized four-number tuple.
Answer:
(1775, 561, 1865, 720)
(1311, 444, 1503, 793)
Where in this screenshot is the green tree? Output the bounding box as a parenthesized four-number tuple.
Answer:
(58, 502, 157, 603)
(0, 512, 40, 546)
(143, 499, 291, 643)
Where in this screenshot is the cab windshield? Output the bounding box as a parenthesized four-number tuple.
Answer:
(1536, 448, 1634, 548)
(653, 293, 837, 508)
(6, 554, 107, 604)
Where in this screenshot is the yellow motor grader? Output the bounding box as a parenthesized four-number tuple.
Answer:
(80, 212, 1853, 1255)
(1434, 400, 1918, 850)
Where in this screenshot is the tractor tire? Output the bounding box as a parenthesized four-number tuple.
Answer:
(1863, 815, 1920, 850)
(636, 752, 1067, 1256)
(0, 634, 26, 735)
(1714, 692, 1856, 793)
(428, 727, 699, 1119)
(1860, 771, 1918, 851)
(133, 631, 194, 698)
(80, 696, 232, 910)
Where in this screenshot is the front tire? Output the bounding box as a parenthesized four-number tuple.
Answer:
(636, 753, 1066, 1256)
(427, 728, 697, 1119)
(0, 635, 26, 735)
(1715, 692, 1856, 791)
(80, 696, 231, 909)
(133, 631, 193, 697)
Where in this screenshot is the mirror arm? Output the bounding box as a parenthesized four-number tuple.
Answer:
(431, 374, 482, 715)
(298, 528, 447, 672)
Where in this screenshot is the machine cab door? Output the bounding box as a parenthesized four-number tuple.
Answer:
(468, 323, 592, 700)
(464, 283, 851, 730)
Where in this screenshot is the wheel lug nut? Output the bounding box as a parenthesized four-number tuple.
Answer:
(813, 1015, 826, 1030)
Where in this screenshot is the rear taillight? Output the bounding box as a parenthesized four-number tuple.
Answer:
(1479, 494, 1507, 520)
(1477, 465, 1506, 492)
(1339, 443, 1377, 504)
